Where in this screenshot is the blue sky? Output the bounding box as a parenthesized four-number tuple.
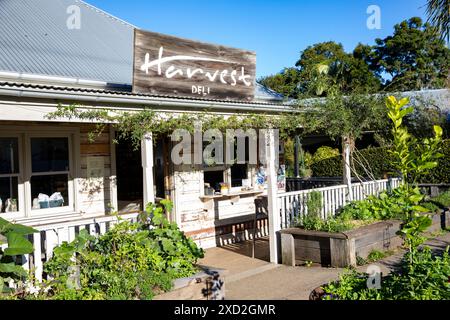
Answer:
(87, 0, 428, 78)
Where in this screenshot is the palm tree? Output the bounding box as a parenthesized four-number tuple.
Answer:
(426, 0, 450, 42)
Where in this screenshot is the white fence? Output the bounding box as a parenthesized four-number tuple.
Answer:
(0, 212, 139, 283)
(277, 178, 401, 229)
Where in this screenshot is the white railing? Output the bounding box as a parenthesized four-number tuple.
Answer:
(277, 178, 401, 229)
(0, 212, 139, 283)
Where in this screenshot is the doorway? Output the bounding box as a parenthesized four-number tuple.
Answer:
(115, 136, 143, 212)
(115, 135, 168, 213)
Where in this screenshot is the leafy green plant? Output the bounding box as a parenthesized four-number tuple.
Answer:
(420, 201, 441, 213)
(311, 146, 340, 164)
(430, 190, 450, 208)
(311, 140, 450, 184)
(367, 250, 387, 262)
(386, 96, 442, 259)
(322, 96, 448, 300)
(306, 191, 322, 218)
(0, 217, 37, 295)
(386, 96, 443, 186)
(323, 246, 450, 300)
(298, 214, 354, 233)
(39, 200, 204, 300)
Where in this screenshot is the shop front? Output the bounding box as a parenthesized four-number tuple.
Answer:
(0, 0, 288, 251)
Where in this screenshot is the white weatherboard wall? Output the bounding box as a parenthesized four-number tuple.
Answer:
(173, 167, 265, 249)
(0, 121, 113, 224)
(77, 125, 113, 216)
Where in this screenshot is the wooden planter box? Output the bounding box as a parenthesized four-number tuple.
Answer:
(153, 267, 227, 300)
(281, 210, 450, 268)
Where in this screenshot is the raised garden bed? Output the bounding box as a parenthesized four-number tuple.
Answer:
(281, 210, 450, 268)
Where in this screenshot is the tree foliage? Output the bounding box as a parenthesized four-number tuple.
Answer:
(259, 17, 450, 97)
(363, 17, 450, 91)
(426, 0, 450, 41)
(258, 41, 381, 98)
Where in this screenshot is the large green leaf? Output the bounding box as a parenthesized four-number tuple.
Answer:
(4, 232, 34, 256)
(409, 194, 424, 203)
(6, 223, 37, 235)
(0, 217, 11, 233)
(433, 125, 443, 137)
(0, 262, 26, 277)
(0, 217, 37, 236)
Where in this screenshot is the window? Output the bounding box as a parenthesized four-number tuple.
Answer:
(204, 170, 225, 193)
(230, 164, 248, 187)
(229, 137, 250, 188)
(30, 137, 70, 211)
(0, 138, 19, 213)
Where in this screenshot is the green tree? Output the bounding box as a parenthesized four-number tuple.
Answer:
(295, 42, 381, 97)
(258, 41, 381, 98)
(364, 17, 450, 91)
(257, 67, 300, 98)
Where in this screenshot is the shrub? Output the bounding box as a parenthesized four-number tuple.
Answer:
(339, 185, 419, 221)
(0, 218, 37, 297)
(430, 190, 450, 208)
(311, 146, 340, 164)
(38, 200, 204, 300)
(306, 191, 322, 217)
(311, 140, 450, 183)
(420, 201, 441, 213)
(366, 250, 388, 262)
(311, 147, 393, 178)
(299, 215, 353, 233)
(323, 246, 450, 300)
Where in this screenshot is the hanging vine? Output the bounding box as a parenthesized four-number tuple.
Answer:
(46, 103, 307, 149)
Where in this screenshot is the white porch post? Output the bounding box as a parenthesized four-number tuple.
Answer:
(342, 136, 353, 202)
(265, 129, 280, 264)
(141, 132, 155, 208)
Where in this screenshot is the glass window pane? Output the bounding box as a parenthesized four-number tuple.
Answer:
(0, 138, 19, 174)
(231, 164, 247, 187)
(0, 176, 19, 213)
(204, 170, 224, 192)
(30, 174, 68, 209)
(31, 138, 69, 173)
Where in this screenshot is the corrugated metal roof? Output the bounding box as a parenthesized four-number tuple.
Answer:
(0, 0, 134, 85)
(0, 81, 288, 107)
(0, 0, 284, 102)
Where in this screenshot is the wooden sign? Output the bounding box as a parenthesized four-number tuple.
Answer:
(133, 29, 256, 101)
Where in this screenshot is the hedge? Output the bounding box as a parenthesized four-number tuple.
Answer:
(311, 147, 392, 179)
(425, 139, 450, 184)
(311, 140, 450, 183)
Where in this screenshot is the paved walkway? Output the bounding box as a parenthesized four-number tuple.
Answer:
(199, 232, 450, 300)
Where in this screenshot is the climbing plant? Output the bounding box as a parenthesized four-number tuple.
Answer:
(46, 104, 306, 149)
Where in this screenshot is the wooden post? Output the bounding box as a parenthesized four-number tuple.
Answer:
(109, 125, 118, 212)
(294, 135, 300, 178)
(265, 129, 281, 264)
(330, 237, 356, 267)
(281, 233, 295, 266)
(342, 136, 353, 201)
(141, 132, 155, 208)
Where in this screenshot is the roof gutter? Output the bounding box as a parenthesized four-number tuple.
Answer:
(0, 84, 295, 113)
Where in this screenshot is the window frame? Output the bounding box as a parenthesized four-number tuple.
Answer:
(25, 132, 75, 217)
(0, 133, 25, 219)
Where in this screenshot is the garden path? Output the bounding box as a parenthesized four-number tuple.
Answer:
(200, 232, 450, 299)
